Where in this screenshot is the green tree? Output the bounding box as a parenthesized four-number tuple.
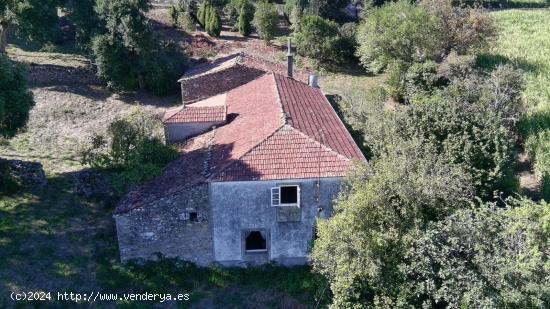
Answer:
(356, 0, 445, 73)
(294, 15, 341, 65)
(343, 65, 523, 199)
(0, 0, 62, 52)
(197, 1, 208, 27)
(0, 54, 34, 138)
(421, 0, 497, 55)
(407, 199, 550, 308)
(206, 7, 221, 37)
(92, 0, 186, 95)
(312, 138, 474, 307)
(305, 0, 349, 21)
(66, 0, 101, 49)
(252, 1, 278, 43)
(236, 0, 254, 36)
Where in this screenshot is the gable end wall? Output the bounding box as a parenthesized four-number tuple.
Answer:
(114, 184, 213, 266)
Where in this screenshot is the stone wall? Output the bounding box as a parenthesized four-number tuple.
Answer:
(181, 65, 265, 104)
(114, 184, 213, 266)
(209, 177, 342, 267)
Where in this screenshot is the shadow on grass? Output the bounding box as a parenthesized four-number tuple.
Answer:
(476, 53, 543, 73)
(460, 0, 549, 9)
(7, 27, 85, 57)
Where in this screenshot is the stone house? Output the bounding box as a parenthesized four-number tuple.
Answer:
(114, 53, 366, 267)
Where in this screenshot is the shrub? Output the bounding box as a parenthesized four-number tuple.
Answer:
(197, 2, 208, 27)
(420, 0, 497, 55)
(294, 15, 340, 64)
(226, 0, 254, 32)
(142, 42, 187, 96)
(177, 11, 196, 32)
(0, 54, 34, 138)
(252, 1, 279, 43)
(206, 7, 222, 37)
(305, 0, 349, 21)
(81, 109, 178, 192)
(168, 4, 182, 26)
(356, 0, 445, 73)
(336, 22, 358, 62)
(344, 65, 523, 199)
(238, 8, 252, 36)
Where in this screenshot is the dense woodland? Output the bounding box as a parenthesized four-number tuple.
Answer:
(1, 0, 549, 308)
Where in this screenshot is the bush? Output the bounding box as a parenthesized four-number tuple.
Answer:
(206, 7, 222, 37)
(420, 0, 497, 55)
(177, 11, 196, 32)
(356, 0, 445, 73)
(336, 22, 358, 62)
(238, 8, 252, 36)
(142, 42, 187, 96)
(81, 109, 178, 191)
(197, 2, 208, 27)
(305, 0, 349, 21)
(344, 65, 523, 199)
(294, 15, 340, 64)
(0, 54, 35, 138)
(252, 1, 279, 43)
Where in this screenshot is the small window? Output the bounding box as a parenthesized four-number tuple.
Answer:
(281, 186, 298, 204)
(189, 212, 198, 222)
(272, 185, 300, 207)
(245, 231, 267, 252)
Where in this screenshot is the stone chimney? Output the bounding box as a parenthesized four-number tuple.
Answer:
(287, 37, 293, 79)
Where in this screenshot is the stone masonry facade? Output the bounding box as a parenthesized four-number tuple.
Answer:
(114, 184, 213, 266)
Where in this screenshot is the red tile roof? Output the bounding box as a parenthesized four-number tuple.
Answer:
(213, 126, 355, 181)
(164, 106, 226, 124)
(208, 73, 365, 182)
(274, 74, 364, 161)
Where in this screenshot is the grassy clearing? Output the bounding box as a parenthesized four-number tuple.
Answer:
(0, 177, 328, 308)
(483, 9, 550, 197)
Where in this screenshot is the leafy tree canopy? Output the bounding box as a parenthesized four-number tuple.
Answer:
(252, 1, 279, 43)
(0, 54, 34, 138)
(0, 0, 62, 52)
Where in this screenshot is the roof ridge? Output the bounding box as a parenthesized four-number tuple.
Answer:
(207, 123, 286, 181)
(271, 73, 288, 126)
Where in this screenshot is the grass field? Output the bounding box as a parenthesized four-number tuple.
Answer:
(486, 9, 550, 197)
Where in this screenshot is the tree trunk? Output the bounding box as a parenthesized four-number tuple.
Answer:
(0, 22, 8, 54)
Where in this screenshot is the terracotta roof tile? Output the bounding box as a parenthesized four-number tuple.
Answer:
(213, 126, 353, 181)
(273, 74, 364, 161)
(164, 106, 226, 124)
(208, 73, 365, 181)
